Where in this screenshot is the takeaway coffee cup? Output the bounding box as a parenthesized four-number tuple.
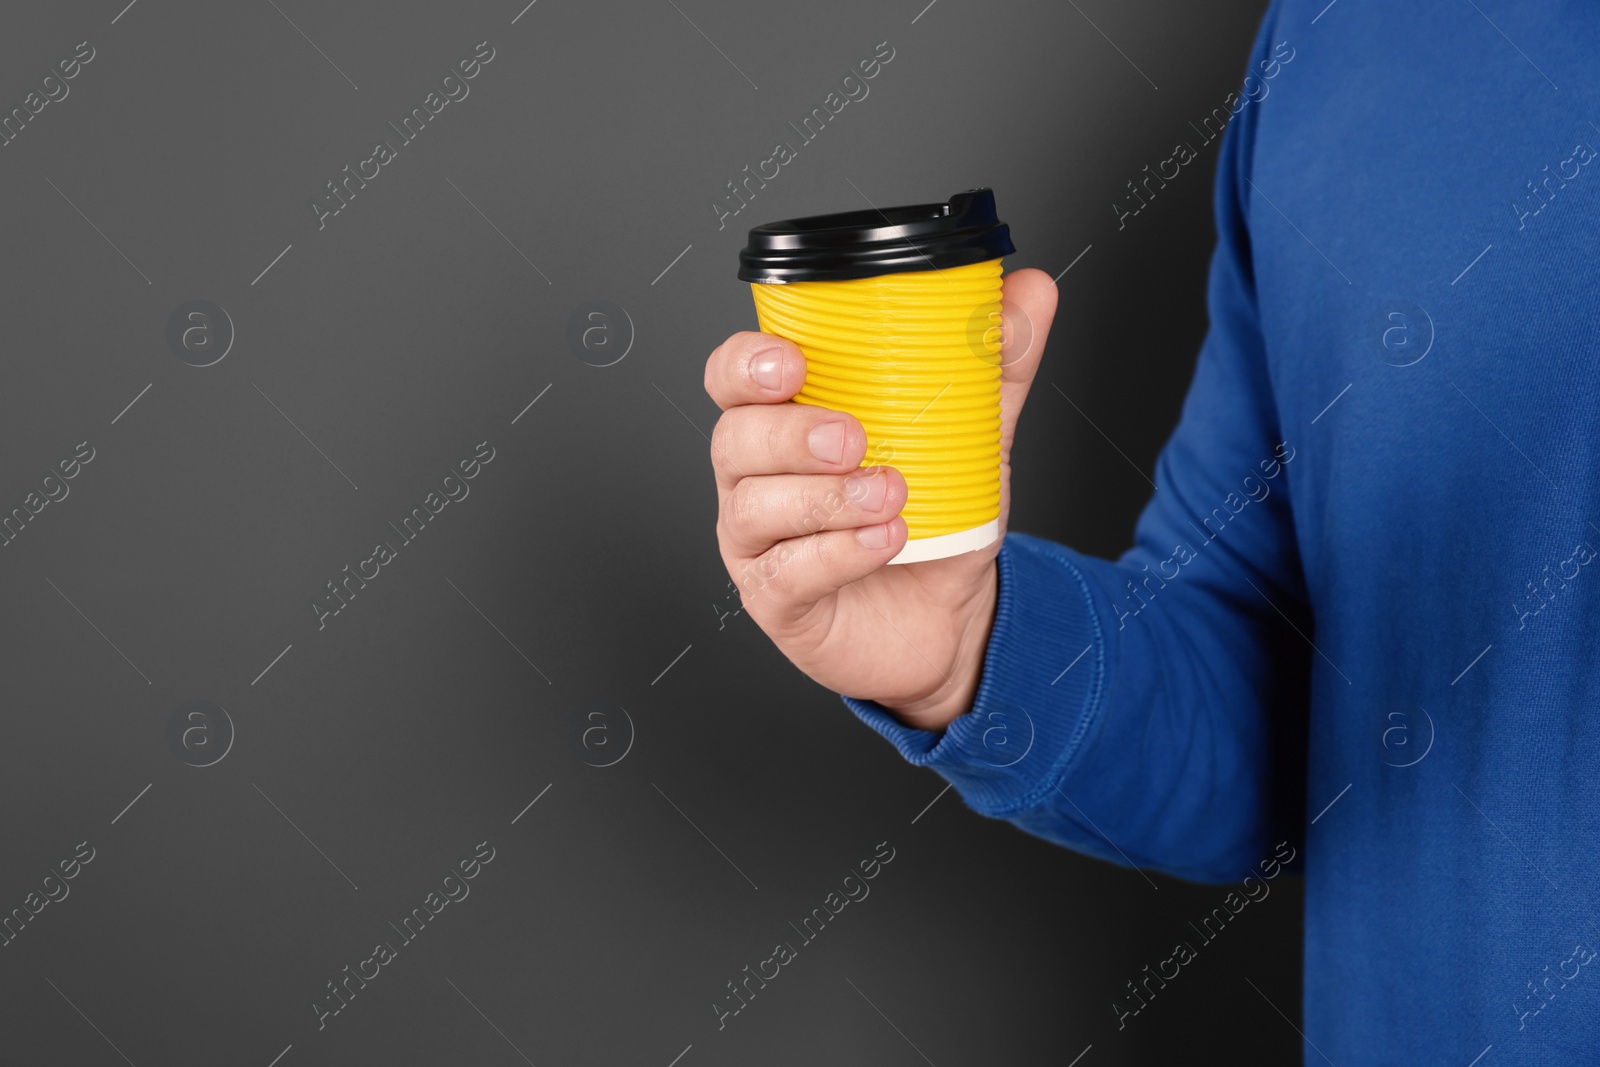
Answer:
(738, 188, 1016, 564)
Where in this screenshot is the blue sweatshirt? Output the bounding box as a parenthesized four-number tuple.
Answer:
(843, 1, 1600, 1061)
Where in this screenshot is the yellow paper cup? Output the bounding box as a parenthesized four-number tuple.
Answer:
(738, 189, 1016, 564)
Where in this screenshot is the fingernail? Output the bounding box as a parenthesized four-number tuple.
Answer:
(846, 471, 887, 511)
(750, 348, 786, 392)
(808, 421, 846, 463)
(856, 523, 890, 550)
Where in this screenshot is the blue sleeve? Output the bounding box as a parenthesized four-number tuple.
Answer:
(841, 2, 1309, 884)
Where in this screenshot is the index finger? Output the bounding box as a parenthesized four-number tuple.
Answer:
(704, 331, 806, 411)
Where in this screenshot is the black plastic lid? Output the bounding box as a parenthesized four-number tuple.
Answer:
(737, 188, 1015, 284)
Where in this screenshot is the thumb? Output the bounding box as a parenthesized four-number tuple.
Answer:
(993, 267, 1059, 444)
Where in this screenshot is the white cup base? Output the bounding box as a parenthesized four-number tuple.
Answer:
(887, 519, 1001, 565)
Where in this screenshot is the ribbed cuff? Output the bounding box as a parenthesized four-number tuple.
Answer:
(841, 532, 1109, 817)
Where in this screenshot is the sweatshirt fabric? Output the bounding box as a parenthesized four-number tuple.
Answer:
(842, 2, 1600, 1061)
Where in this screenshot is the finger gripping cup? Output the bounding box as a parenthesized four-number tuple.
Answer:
(738, 188, 1016, 564)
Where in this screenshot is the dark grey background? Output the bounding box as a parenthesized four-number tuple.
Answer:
(0, 0, 1301, 1063)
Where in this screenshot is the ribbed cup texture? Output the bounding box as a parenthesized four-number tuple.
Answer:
(749, 257, 1005, 540)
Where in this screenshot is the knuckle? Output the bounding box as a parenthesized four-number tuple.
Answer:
(703, 348, 719, 398)
(749, 543, 794, 599)
(714, 511, 739, 552)
(799, 486, 839, 533)
(725, 479, 762, 532)
(760, 414, 789, 466)
(708, 416, 733, 470)
(808, 527, 842, 573)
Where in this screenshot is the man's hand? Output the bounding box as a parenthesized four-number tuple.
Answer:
(705, 269, 1058, 733)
